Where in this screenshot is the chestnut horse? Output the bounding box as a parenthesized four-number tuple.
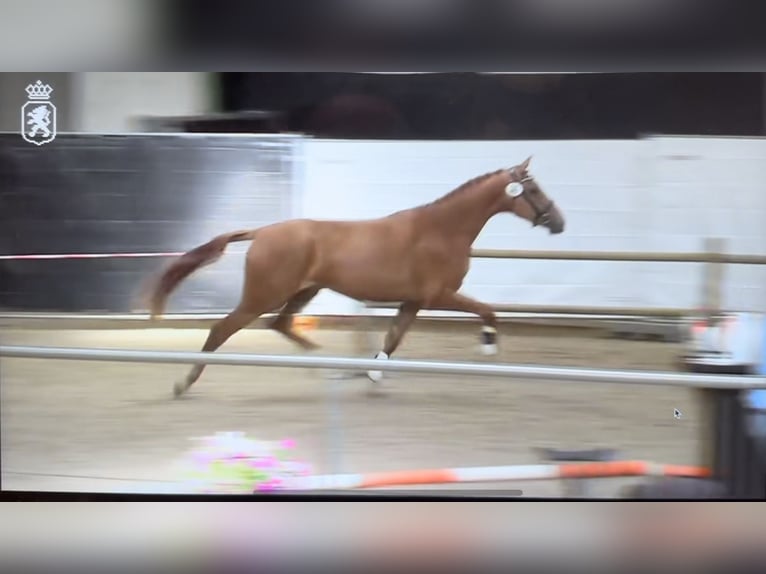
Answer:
(145, 157, 565, 397)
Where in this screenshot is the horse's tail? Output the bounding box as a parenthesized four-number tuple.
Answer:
(145, 229, 255, 320)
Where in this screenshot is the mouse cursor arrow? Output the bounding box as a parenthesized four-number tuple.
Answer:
(674, 408, 682, 419)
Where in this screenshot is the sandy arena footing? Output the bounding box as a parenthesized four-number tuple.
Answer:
(1, 323, 702, 497)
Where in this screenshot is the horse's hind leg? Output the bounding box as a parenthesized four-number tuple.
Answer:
(269, 285, 322, 350)
(367, 301, 421, 384)
(173, 305, 261, 398)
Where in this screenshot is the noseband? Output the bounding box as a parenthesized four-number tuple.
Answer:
(514, 175, 555, 227)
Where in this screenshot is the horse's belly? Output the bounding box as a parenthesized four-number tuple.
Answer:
(309, 225, 460, 301)
(317, 260, 417, 302)
(337, 284, 413, 303)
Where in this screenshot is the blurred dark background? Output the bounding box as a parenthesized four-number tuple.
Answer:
(161, 0, 766, 139)
(210, 72, 765, 140)
(166, 0, 766, 68)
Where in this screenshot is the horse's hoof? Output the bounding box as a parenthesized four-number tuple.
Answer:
(480, 343, 498, 356)
(173, 381, 187, 398)
(367, 350, 389, 383)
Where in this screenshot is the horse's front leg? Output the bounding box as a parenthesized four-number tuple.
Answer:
(424, 291, 498, 356)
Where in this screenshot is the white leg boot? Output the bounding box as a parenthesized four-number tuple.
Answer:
(480, 326, 498, 355)
(367, 351, 389, 390)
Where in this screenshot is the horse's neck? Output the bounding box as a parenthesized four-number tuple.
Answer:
(425, 183, 500, 245)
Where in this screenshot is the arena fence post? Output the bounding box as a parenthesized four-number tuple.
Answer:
(701, 237, 726, 321)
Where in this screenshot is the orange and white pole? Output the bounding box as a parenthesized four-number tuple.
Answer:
(284, 460, 711, 491)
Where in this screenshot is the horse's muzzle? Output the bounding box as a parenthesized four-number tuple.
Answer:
(548, 221, 565, 234)
(542, 208, 565, 235)
(531, 201, 564, 234)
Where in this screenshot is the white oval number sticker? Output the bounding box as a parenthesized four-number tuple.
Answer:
(505, 182, 524, 197)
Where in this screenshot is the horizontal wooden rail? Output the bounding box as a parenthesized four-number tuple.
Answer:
(470, 249, 766, 264)
(360, 246, 766, 318)
(4, 249, 762, 264)
(364, 302, 690, 317)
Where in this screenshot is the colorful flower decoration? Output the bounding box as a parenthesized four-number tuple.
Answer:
(179, 432, 312, 494)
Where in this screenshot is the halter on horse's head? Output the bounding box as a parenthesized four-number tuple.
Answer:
(501, 156, 565, 234)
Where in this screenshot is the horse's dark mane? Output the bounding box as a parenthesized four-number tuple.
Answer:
(423, 169, 506, 209)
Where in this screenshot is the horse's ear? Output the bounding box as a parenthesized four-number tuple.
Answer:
(520, 156, 532, 171)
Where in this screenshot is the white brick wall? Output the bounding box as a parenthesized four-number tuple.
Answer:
(642, 137, 766, 312)
(298, 137, 766, 315)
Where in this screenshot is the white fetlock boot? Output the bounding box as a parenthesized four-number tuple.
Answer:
(480, 326, 498, 356)
(367, 351, 389, 393)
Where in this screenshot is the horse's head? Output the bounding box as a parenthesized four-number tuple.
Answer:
(499, 157, 565, 234)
